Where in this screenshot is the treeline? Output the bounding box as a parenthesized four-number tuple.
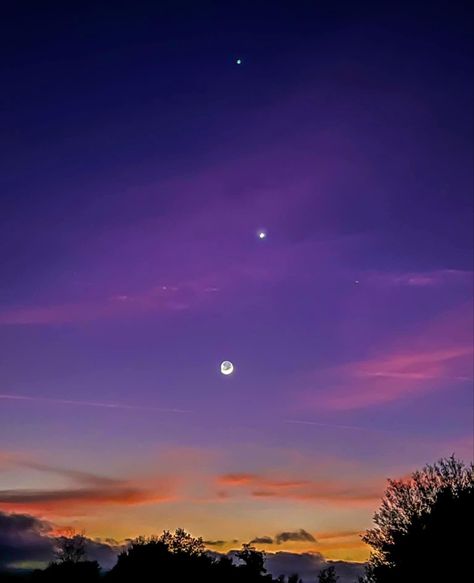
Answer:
(1, 457, 472, 583)
(0, 529, 330, 583)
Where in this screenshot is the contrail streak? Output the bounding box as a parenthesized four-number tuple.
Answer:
(0, 394, 192, 414)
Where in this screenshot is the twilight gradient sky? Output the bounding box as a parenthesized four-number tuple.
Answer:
(0, 0, 473, 564)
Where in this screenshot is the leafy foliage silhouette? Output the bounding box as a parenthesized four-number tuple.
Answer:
(29, 531, 101, 583)
(104, 530, 274, 582)
(318, 565, 339, 582)
(361, 456, 473, 582)
(54, 530, 86, 563)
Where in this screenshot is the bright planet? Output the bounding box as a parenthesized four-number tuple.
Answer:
(220, 360, 234, 375)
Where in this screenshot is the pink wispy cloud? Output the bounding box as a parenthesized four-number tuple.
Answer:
(303, 303, 473, 410)
(322, 346, 472, 410)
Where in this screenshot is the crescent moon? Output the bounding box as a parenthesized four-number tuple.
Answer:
(220, 361, 234, 375)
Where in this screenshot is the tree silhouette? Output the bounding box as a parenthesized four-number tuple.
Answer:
(30, 530, 101, 583)
(318, 565, 338, 582)
(361, 456, 473, 582)
(54, 530, 86, 563)
(105, 529, 275, 582)
(105, 529, 214, 581)
(235, 543, 272, 581)
(159, 527, 206, 556)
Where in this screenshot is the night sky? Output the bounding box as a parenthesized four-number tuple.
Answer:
(0, 0, 472, 568)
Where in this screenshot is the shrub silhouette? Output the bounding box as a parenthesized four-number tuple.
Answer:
(361, 456, 473, 582)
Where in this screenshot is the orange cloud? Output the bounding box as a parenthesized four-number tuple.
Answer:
(219, 473, 256, 485)
(219, 473, 311, 489)
(316, 529, 362, 541)
(216, 473, 381, 506)
(0, 458, 176, 515)
(252, 490, 278, 498)
(0, 486, 167, 508)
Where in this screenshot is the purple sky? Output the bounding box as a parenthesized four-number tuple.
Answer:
(0, 0, 472, 564)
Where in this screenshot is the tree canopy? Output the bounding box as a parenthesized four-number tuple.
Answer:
(361, 456, 473, 582)
(104, 529, 274, 582)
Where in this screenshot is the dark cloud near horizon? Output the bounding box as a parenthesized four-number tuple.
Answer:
(0, 511, 119, 570)
(98, 537, 121, 546)
(275, 529, 316, 544)
(204, 539, 226, 547)
(228, 549, 364, 583)
(0, 512, 54, 569)
(82, 539, 122, 570)
(205, 538, 240, 548)
(265, 552, 364, 583)
(0, 510, 362, 581)
(250, 535, 274, 545)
